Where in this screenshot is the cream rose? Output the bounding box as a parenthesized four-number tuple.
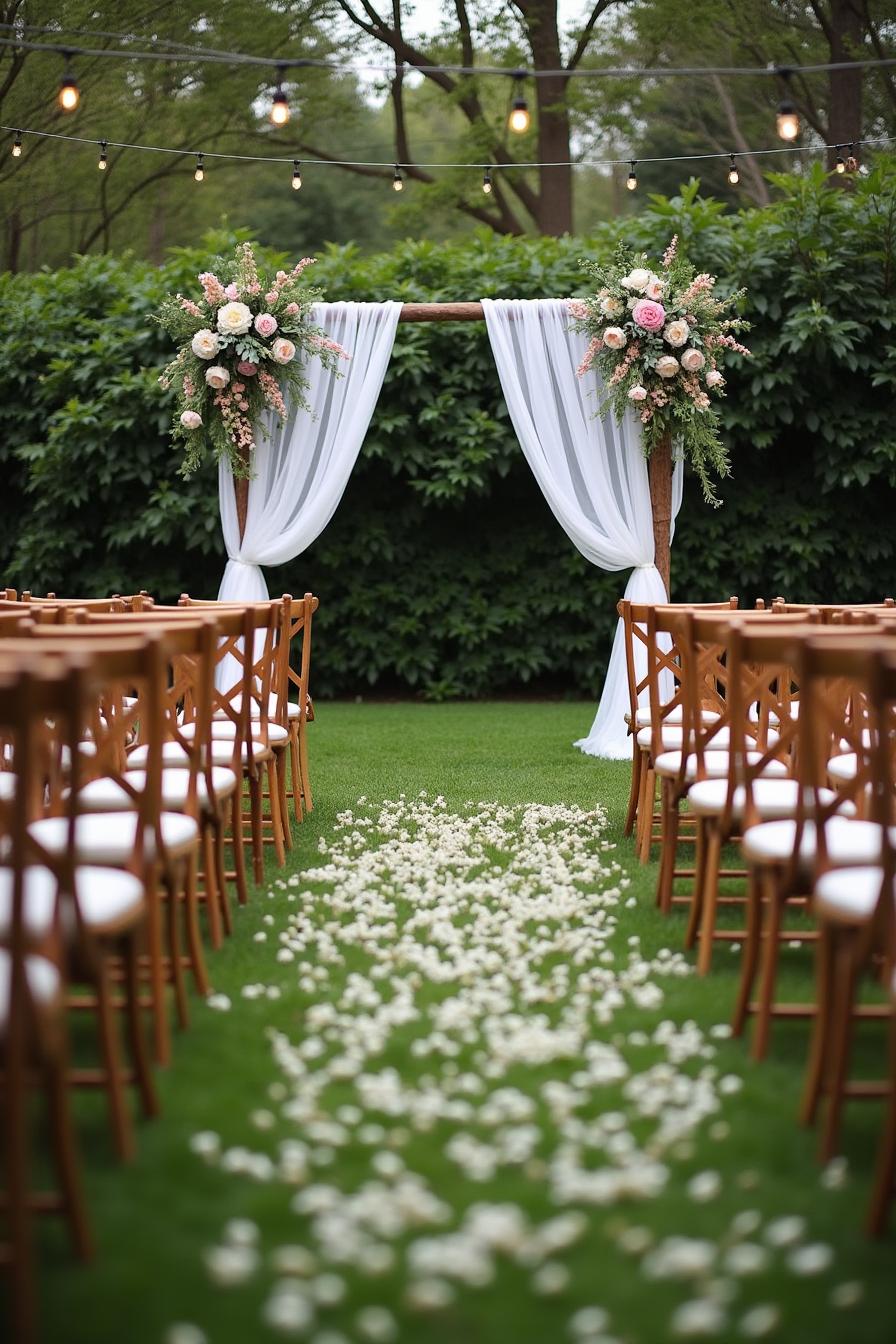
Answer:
(216, 301, 253, 336)
(180, 410, 203, 429)
(205, 365, 230, 390)
(603, 326, 628, 350)
(628, 385, 648, 402)
(190, 328, 219, 359)
(621, 267, 651, 292)
(644, 274, 665, 301)
(706, 369, 725, 388)
(599, 296, 625, 318)
(656, 355, 680, 379)
(681, 348, 706, 372)
(663, 319, 690, 347)
(271, 337, 296, 365)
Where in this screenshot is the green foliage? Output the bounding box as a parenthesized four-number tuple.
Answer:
(2, 165, 896, 698)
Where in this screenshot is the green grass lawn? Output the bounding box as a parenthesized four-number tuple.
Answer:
(30, 703, 895, 1344)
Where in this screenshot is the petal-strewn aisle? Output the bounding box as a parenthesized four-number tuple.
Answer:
(37, 705, 894, 1344)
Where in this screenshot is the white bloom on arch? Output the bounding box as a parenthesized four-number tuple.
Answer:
(681, 348, 706, 373)
(190, 328, 219, 359)
(216, 300, 253, 335)
(656, 355, 680, 379)
(603, 326, 628, 350)
(664, 319, 690, 347)
(621, 267, 651, 292)
(205, 365, 230, 390)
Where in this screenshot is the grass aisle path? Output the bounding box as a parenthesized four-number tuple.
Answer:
(37, 704, 893, 1344)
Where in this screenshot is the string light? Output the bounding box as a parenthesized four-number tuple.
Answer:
(98, 138, 107, 169)
(194, 151, 204, 182)
(270, 66, 290, 126)
(11, 129, 21, 157)
(508, 73, 531, 134)
(292, 158, 302, 190)
(776, 70, 799, 141)
(727, 154, 739, 185)
(835, 145, 846, 173)
(846, 142, 858, 172)
(626, 160, 637, 191)
(392, 163, 403, 191)
(58, 53, 80, 112)
(482, 166, 492, 194)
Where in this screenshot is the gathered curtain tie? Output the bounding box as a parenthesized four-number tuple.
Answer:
(634, 561, 656, 569)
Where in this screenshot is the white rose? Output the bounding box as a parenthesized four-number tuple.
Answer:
(621, 267, 651, 292)
(180, 409, 203, 429)
(628, 385, 648, 402)
(706, 369, 725, 388)
(190, 328, 219, 360)
(599, 296, 625, 318)
(681, 348, 706, 372)
(603, 326, 628, 350)
(205, 365, 230, 390)
(644, 274, 665, 301)
(216, 301, 253, 336)
(656, 355, 680, 379)
(663, 319, 690, 347)
(271, 337, 296, 365)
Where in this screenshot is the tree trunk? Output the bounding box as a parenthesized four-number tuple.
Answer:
(525, 0, 573, 235)
(826, 0, 864, 166)
(648, 432, 673, 598)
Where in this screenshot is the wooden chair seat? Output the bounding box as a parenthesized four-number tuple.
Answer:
(742, 817, 885, 872)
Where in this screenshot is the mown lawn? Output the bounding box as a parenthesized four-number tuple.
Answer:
(30, 703, 895, 1344)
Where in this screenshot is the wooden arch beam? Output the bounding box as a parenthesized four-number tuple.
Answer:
(233, 301, 673, 594)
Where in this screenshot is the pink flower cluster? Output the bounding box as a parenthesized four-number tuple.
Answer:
(179, 295, 203, 317)
(662, 235, 678, 268)
(258, 368, 287, 418)
(213, 387, 256, 457)
(608, 339, 642, 385)
(706, 332, 752, 358)
(198, 271, 227, 304)
(312, 333, 351, 359)
(576, 336, 601, 378)
(567, 299, 589, 320)
(677, 273, 715, 307)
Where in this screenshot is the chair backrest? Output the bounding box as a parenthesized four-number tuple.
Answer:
(616, 597, 739, 729)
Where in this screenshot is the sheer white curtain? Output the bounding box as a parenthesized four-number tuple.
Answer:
(218, 300, 401, 601)
(482, 297, 683, 760)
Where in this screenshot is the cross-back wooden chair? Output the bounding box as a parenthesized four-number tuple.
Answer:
(0, 655, 95, 1344)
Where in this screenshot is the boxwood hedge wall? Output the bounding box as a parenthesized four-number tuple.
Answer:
(2, 164, 895, 699)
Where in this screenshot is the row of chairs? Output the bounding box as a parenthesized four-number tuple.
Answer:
(620, 596, 896, 1238)
(0, 587, 316, 1340)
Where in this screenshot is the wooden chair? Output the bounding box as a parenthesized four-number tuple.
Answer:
(0, 655, 93, 1343)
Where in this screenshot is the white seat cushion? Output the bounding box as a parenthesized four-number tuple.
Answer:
(128, 738, 268, 767)
(827, 753, 857, 784)
(654, 750, 790, 783)
(0, 865, 144, 936)
(688, 779, 849, 821)
(211, 694, 302, 722)
(0, 949, 60, 1029)
(638, 724, 735, 751)
(77, 767, 237, 813)
(29, 812, 199, 865)
(814, 866, 887, 924)
(181, 720, 289, 746)
(635, 705, 720, 729)
(0, 773, 15, 800)
(741, 817, 885, 871)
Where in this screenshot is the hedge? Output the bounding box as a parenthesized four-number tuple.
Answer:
(2, 163, 895, 698)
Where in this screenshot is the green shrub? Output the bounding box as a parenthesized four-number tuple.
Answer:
(2, 165, 895, 698)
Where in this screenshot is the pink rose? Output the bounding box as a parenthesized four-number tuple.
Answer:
(180, 410, 202, 430)
(254, 312, 278, 338)
(271, 337, 296, 365)
(628, 385, 648, 402)
(237, 360, 258, 376)
(224, 283, 239, 300)
(632, 299, 666, 331)
(285, 303, 299, 315)
(265, 290, 278, 304)
(681, 348, 706, 373)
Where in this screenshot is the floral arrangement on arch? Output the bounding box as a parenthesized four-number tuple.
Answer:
(156, 242, 348, 477)
(568, 237, 750, 505)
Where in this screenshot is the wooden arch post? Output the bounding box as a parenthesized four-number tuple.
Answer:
(233, 301, 672, 594)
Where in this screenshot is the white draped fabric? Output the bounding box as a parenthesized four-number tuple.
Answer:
(217, 300, 401, 601)
(482, 297, 683, 760)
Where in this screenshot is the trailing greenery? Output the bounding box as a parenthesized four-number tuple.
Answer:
(2, 165, 896, 698)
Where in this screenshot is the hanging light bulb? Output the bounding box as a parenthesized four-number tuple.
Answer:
(775, 70, 799, 141)
(270, 66, 290, 126)
(58, 54, 80, 112)
(292, 159, 302, 190)
(835, 145, 846, 173)
(845, 142, 858, 173)
(392, 164, 403, 192)
(98, 140, 108, 171)
(194, 152, 205, 182)
(11, 130, 22, 158)
(482, 167, 492, 195)
(727, 154, 739, 185)
(626, 160, 638, 191)
(507, 71, 530, 134)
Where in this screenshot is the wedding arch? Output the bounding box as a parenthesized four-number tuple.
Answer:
(220, 297, 682, 761)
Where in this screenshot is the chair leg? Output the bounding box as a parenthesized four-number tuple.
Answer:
(144, 870, 170, 1067)
(182, 848, 210, 998)
(638, 765, 656, 865)
(46, 1058, 92, 1261)
(800, 921, 836, 1126)
(818, 932, 860, 1163)
(655, 780, 680, 914)
(122, 935, 159, 1119)
(751, 871, 784, 1061)
(249, 771, 265, 884)
(166, 866, 190, 1032)
(6, 1024, 36, 1344)
(94, 957, 135, 1161)
(277, 748, 292, 850)
(624, 742, 642, 838)
(695, 824, 722, 975)
(230, 789, 249, 905)
(732, 868, 763, 1037)
(213, 820, 233, 940)
(298, 722, 313, 813)
(268, 757, 286, 868)
(201, 823, 224, 950)
(866, 1011, 896, 1237)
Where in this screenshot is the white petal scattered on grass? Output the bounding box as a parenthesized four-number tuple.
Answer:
(738, 1303, 781, 1337)
(724, 1243, 769, 1277)
(687, 1170, 722, 1203)
(271, 1245, 317, 1277)
(568, 1306, 610, 1336)
(263, 1283, 315, 1335)
(820, 1157, 849, 1191)
(830, 1281, 864, 1309)
(616, 1225, 653, 1255)
(405, 1278, 456, 1311)
(670, 1298, 727, 1337)
(737, 1171, 761, 1191)
(729, 1210, 762, 1240)
(164, 1325, 207, 1344)
(205, 993, 231, 1012)
(188, 1131, 220, 1162)
(203, 1243, 259, 1287)
(763, 1216, 806, 1249)
(223, 1217, 260, 1247)
(532, 1261, 571, 1295)
(355, 1306, 398, 1342)
(787, 1243, 834, 1276)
